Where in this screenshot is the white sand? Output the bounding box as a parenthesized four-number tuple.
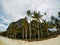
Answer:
(13, 36, 60, 45)
(0, 36, 20, 45)
(0, 36, 60, 45)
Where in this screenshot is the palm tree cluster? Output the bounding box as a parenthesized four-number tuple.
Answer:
(0, 10, 60, 41)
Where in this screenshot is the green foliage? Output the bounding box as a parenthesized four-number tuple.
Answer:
(1, 10, 60, 40)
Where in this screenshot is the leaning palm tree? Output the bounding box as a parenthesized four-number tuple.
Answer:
(26, 10, 32, 39)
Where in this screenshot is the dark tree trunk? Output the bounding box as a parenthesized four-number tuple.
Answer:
(22, 29, 24, 39)
(25, 29, 27, 39)
(29, 23, 31, 39)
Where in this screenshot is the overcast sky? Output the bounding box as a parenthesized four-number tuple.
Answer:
(0, 0, 60, 31)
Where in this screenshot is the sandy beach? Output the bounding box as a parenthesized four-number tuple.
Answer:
(0, 35, 60, 45)
(13, 35, 60, 45)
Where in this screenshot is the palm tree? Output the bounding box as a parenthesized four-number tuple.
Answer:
(20, 18, 25, 39)
(31, 20, 37, 39)
(32, 11, 46, 39)
(43, 20, 49, 37)
(22, 17, 28, 39)
(26, 10, 32, 39)
(58, 12, 60, 18)
(22, 26, 24, 39)
(7, 22, 15, 38)
(51, 16, 55, 22)
(25, 17, 28, 39)
(13, 24, 17, 39)
(32, 11, 41, 39)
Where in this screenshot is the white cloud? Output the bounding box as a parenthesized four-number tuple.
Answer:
(0, 23, 6, 28)
(2, 0, 60, 17)
(0, 23, 8, 31)
(0, 0, 60, 31)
